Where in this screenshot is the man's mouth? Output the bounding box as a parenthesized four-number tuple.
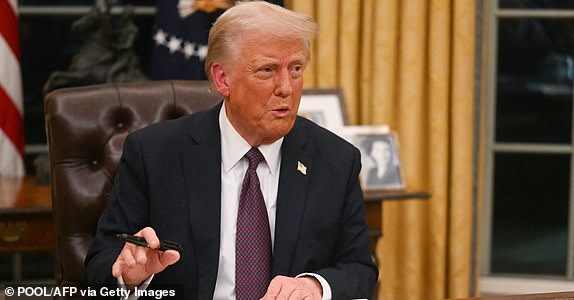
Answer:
(272, 107, 290, 117)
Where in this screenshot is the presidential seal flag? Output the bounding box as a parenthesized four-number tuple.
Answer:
(150, 0, 283, 80)
(0, 0, 25, 178)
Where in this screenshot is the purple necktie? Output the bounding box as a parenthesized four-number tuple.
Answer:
(236, 147, 272, 299)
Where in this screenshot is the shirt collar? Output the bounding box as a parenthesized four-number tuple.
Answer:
(219, 103, 283, 175)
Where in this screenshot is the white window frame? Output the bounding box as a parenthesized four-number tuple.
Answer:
(481, 0, 574, 295)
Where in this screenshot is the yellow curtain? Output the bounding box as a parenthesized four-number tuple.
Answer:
(285, 0, 477, 299)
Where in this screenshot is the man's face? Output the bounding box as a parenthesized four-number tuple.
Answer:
(213, 31, 307, 146)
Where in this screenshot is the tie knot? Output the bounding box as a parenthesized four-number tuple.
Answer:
(245, 147, 264, 168)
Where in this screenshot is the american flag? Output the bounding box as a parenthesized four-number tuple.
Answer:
(0, 0, 25, 178)
(150, 0, 283, 80)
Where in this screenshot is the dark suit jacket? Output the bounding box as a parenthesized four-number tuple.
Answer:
(85, 102, 378, 299)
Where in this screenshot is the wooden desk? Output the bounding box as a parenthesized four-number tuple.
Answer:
(0, 176, 52, 252)
(451, 291, 574, 299)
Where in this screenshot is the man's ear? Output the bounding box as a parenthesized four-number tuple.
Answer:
(210, 63, 230, 97)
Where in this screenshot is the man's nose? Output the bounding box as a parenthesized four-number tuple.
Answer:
(273, 69, 293, 97)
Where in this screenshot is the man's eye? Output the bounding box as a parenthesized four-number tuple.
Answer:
(291, 65, 303, 73)
(290, 65, 304, 77)
(261, 67, 273, 73)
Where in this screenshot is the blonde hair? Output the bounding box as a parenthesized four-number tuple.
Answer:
(204, 1, 317, 84)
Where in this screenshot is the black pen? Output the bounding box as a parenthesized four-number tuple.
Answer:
(116, 233, 183, 253)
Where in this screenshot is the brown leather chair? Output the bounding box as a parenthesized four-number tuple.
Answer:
(45, 80, 221, 289)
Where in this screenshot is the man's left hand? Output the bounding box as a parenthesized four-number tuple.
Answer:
(261, 275, 322, 300)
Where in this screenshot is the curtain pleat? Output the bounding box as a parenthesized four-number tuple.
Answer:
(338, 0, 361, 123)
(448, 0, 476, 297)
(316, 0, 339, 87)
(427, 0, 452, 298)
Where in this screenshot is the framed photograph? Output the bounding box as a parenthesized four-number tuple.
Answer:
(298, 89, 348, 131)
(339, 126, 405, 190)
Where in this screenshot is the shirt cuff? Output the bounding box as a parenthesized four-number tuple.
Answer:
(296, 273, 332, 300)
(117, 274, 155, 300)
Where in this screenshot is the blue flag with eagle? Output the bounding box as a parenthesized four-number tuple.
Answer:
(151, 0, 284, 80)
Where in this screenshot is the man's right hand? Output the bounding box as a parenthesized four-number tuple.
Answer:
(112, 227, 180, 288)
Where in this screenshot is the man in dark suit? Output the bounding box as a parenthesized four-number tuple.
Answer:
(85, 2, 377, 299)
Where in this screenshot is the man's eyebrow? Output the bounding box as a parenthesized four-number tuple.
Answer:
(251, 57, 278, 66)
(290, 55, 307, 64)
(250, 55, 307, 68)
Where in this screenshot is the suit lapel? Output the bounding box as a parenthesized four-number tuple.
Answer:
(180, 103, 222, 297)
(273, 119, 311, 275)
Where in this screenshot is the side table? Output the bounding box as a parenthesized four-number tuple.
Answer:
(0, 176, 52, 253)
(0, 176, 52, 281)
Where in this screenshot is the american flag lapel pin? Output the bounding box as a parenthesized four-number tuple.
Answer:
(297, 161, 307, 175)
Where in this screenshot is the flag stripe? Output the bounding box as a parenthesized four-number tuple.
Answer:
(0, 0, 25, 177)
(0, 37, 23, 113)
(7, 0, 17, 11)
(0, 0, 20, 59)
(0, 85, 24, 156)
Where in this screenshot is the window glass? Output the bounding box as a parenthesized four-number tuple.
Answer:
(496, 18, 573, 144)
(491, 153, 570, 276)
(20, 15, 79, 145)
(500, 0, 574, 9)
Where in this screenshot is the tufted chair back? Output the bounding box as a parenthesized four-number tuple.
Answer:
(44, 80, 221, 288)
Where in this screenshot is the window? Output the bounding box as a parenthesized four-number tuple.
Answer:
(482, 0, 574, 294)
